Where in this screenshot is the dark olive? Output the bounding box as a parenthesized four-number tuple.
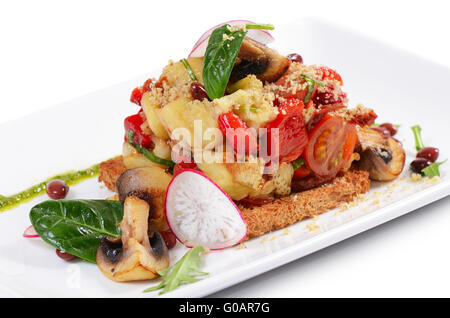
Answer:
(379, 123, 398, 136)
(410, 158, 432, 174)
(417, 147, 439, 163)
(287, 53, 303, 64)
(190, 82, 209, 101)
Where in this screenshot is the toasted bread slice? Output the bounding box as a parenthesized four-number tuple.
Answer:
(98, 156, 370, 238)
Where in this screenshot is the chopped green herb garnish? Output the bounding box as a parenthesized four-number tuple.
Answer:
(422, 160, 447, 177)
(301, 74, 325, 87)
(292, 157, 305, 170)
(411, 125, 425, 151)
(143, 246, 208, 295)
(245, 23, 274, 30)
(128, 130, 175, 169)
(301, 75, 323, 104)
(180, 58, 198, 82)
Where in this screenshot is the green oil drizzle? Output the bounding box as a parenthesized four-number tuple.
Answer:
(0, 163, 99, 212)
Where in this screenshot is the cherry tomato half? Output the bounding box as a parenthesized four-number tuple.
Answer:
(304, 114, 357, 177)
(265, 98, 308, 163)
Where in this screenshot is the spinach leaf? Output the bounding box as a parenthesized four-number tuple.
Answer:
(202, 24, 247, 100)
(30, 200, 123, 263)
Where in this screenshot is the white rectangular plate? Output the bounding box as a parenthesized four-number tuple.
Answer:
(0, 18, 449, 297)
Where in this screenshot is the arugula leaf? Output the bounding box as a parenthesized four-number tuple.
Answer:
(180, 58, 198, 82)
(143, 246, 208, 295)
(422, 160, 447, 177)
(411, 125, 425, 151)
(128, 130, 175, 169)
(30, 200, 123, 263)
(203, 25, 247, 100)
(292, 157, 305, 170)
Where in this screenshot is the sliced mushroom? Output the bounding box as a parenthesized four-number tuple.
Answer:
(116, 166, 172, 232)
(97, 196, 169, 282)
(356, 127, 405, 181)
(229, 38, 290, 83)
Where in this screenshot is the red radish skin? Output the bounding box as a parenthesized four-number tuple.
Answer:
(23, 225, 40, 238)
(165, 169, 248, 250)
(189, 20, 274, 58)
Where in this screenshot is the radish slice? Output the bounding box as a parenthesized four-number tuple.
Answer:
(165, 169, 247, 250)
(189, 20, 275, 58)
(23, 225, 39, 238)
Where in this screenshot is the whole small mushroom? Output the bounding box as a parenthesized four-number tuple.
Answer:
(356, 127, 405, 181)
(115, 166, 172, 232)
(96, 196, 169, 282)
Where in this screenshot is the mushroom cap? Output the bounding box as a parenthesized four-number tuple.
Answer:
(356, 128, 405, 181)
(230, 38, 290, 83)
(96, 196, 169, 282)
(116, 166, 172, 232)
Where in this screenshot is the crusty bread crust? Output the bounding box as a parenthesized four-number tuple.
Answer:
(239, 169, 369, 238)
(98, 156, 127, 192)
(98, 157, 370, 238)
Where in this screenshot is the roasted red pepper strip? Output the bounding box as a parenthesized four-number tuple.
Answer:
(124, 111, 153, 149)
(130, 79, 155, 106)
(265, 98, 308, 163)
(218, 111, 258, 155)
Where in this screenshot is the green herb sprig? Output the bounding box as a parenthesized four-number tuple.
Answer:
(143, 246, 208, 295)
(422, 160, 447, 177)
(411, 125, 425, 151)
(180, 58, 198, 82)
(128, 130, 175, 169)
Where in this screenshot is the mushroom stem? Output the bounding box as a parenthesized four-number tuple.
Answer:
(96, 195, 169, 282)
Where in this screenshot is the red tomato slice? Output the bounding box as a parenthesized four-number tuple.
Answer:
(304, 114, 357, 177)
(265, 98, 308, 163)
(218, 111, 258, 155)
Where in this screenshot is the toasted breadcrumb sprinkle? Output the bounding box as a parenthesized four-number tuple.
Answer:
(306, 222, 320, 232)
(283, 228, 291, 235)
(410, 173, 423, 182)
(227, 24, 246, 32)
(237, 243, 247, 249)
(330, 103, 373, 122)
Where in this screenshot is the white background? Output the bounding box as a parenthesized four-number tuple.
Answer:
(1, 0, 450, 297)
